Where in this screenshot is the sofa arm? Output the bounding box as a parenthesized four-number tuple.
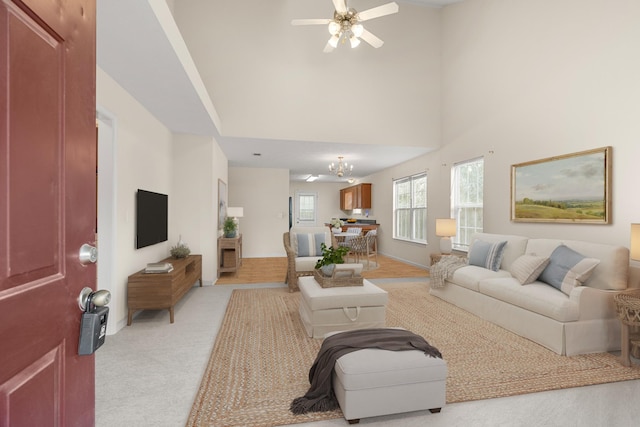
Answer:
(570, 286, 621, 321)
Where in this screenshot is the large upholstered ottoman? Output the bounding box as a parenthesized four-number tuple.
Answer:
(333, 347, 447, 424)
(298, 276, 388, 338)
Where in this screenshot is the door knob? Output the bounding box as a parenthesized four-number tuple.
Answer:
(79, 244, 98, 265)
(78, 287, 111, 312)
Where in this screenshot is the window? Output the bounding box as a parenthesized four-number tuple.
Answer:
(393, 173, 427, 243)
(451, 158, 484, 251)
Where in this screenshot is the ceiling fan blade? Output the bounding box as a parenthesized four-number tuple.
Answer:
(332, 0, 347, 14)
(291, 18, 332, 26)
(360, 29, 384, 48)
(357, 2, 399, 22)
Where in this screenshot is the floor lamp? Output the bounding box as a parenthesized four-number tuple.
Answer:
(436, 218, 456, 254)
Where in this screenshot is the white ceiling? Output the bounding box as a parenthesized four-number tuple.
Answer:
(97, 0, 463, 182)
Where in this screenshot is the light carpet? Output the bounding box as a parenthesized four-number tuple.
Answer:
(187, 282, 640, 426)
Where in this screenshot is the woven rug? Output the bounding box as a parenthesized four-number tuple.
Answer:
(187, 282, 640, 426)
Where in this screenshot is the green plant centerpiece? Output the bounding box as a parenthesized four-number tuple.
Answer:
(314, 243, 350, 276)
(223, 216, 237, 238)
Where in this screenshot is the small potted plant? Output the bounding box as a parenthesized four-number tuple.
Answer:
(223, 217, 237, 238)
(315, 243, 350, 276)
(170, 243, 191, 259)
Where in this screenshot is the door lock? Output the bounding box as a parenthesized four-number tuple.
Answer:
(78, 287, 110, 355)
(79, 244, 98, 265)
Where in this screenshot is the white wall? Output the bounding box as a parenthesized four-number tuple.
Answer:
(97, 67, 173, 333)
(174, 1, 441, 149)
(289, 181, 346, 225)
(98, 67, 229, 332)
(227, 167, 290, 257)
(171, 134, 227, 284)
(368, 0, 640, 275)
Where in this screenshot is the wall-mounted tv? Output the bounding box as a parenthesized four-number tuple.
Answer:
(136, 189, 168, 249)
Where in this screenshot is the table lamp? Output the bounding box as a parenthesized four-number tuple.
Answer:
(227, 207, 244, 234)
(631, 223, 640, 261)
(436, 218, 456, 254)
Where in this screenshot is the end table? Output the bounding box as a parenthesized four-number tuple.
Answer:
(614, 290, 640, 366)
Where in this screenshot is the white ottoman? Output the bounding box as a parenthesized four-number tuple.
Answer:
(298, 276, 388, 339)
(333, 347, 447, 424)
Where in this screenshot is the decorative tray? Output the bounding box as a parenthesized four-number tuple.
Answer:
(313, 268, 363, 288)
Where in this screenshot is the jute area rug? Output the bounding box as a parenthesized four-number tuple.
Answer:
(187, 282, 640, 427)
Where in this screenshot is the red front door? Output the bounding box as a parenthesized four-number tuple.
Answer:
(0, 0, 97, 425)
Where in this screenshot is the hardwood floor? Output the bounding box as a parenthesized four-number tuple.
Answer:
(215, 254, 428, 285)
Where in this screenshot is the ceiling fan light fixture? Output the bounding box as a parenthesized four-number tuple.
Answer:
(351, 23, 364, 37)
(328, 34, 340, 48)
(328, 21, 341, 35)
(293, 1, 399, 52)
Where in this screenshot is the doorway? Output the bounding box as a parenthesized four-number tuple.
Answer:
(97, 107, 118, 335)
(294, 191, 318, 226)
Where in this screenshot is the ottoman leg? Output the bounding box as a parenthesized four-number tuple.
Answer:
(348, 419, 360, 424)
(429, 408, 442, 413)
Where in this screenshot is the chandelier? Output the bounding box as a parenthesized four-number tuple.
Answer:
(329, 156, 353, 177)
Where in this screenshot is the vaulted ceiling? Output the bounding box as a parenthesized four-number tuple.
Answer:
(97, 0, 463, 182)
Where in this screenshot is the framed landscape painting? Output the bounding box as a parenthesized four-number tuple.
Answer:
(511, 147, 611, 224)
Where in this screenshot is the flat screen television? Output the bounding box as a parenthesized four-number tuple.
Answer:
(136, 189, 168, 249)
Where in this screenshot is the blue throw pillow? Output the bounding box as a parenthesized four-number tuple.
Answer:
(295, 233, 326, 257)
(538, 245, 600, 295)
(468, 240, 508, 272)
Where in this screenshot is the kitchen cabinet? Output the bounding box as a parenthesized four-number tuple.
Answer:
(340, 183, 371, 210)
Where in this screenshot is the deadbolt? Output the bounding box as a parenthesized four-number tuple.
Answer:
(79, 244, 98, 265)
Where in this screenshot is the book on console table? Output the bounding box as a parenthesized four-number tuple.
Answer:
(144, 262, 174, 273)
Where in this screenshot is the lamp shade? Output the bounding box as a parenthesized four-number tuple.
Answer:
(227, 207, 244, 218)
(631, 223, 640, 261)
(436, 218, 456, 237)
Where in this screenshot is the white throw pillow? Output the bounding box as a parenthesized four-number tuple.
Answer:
(509, 254, 550, 285)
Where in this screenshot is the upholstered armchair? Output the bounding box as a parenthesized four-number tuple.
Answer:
(283, 226, 332, 292)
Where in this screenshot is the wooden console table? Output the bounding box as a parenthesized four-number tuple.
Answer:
(127, 254, 202, 325)
(218, 234, 242, 277)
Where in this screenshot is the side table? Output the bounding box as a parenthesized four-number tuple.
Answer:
(218, 234, 242, 278)
(614, 290, 640, 366)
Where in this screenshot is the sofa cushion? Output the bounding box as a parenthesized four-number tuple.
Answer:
(294, 232, 326, 256)
(509, 254, 550, 285)
(468, 240, 507, 272)
(538, 245, 600, 295)
(295, 256, 322, 273)
(478, 277, 579, 322)
(447, 265, 512, 291)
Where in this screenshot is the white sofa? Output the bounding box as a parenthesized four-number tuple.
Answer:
(429, 233, 630, 356)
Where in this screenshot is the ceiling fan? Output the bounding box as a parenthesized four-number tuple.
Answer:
(292, 0, 399, 53)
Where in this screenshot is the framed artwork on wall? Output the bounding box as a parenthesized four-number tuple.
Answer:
(218, 179, 227, 232)
(511, 146, 611, 224)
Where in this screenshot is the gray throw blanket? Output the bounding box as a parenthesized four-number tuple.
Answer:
(290, 328, 442, 415)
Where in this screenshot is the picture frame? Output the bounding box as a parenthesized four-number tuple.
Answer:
(510, 146, 611, 224)
(218, 179, 227, 232)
